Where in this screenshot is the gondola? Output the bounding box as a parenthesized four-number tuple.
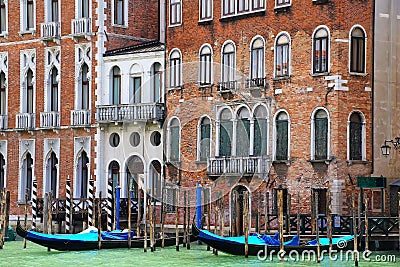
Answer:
(16, 221, 191, 251)
(192, 223, 354, 256)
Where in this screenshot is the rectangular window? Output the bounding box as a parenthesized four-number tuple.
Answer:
(275, 0, 291, 7)
(371, 190, 383, 213)
(276, 43, 289, 77)
(350, 37, 365, 73)
(200, 0, 212, 20)
(51, 0, 59, 22)
(0, 0, 6, 33)
(313, 37, 328, 73)
(165, 187, 177, 213)
(219, 121, 232, 156)
(0, 72, 6, 115)
(253, 0, 264, 10)
(222, 52, 235, 82)
(114, 0, 124, 25)
(132, 77, 141, 104)
(251, 47, 263, 79)
(26, 0, 35, 30)
(350, 121, 362, 160)
(169, 58, 181, 88)
(254, 119, 268, 156)
(170, 0, 181, 25)
(170, 126, 180, 161)
(199, 122, 210, 161)
(80, 0, 89, 18)
(237, 0, 249, 13)
(199, 53, 211, 85)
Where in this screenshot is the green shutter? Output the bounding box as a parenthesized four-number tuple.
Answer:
(237, 119, 250, 156)
(350, 122, 362, 160)
(220, 121, 232, 156)
(170, 126, 180, 161)
(254, 119, 268, 156)
(276, 120, 288, 160)
(200, 124, 211, 161)
(315, 118, 328, 160)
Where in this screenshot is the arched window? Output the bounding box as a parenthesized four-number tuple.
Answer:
(149, 161, 162, 200)
(126, 156, 143, 199)
(236, 107, 250, 157)
(21, 153, 33, 202)
(76, 151, 89, 198)
(0, 153, 5, 189)
(349, 112, 363, 160)
(222, 42, 235, 83)
(313, 109, 329, 160)
(275, 111, 289, 160)
(350, 27, 366, 73)
(250, 37, 264, 80)
(151, 63, 162, 102)
(111, 66, 121, 105)
(169, 50, 181, 88)
(108, 160, 120, 189)
(219, 109, 232, 156)
(275, 33, 290, 77)
(313, 27, 329, 74)
(254, 106, 268, 156)
(79, 63, 89, 110)
(26, 69, 34, 113)
(169, 118, 180, 161)
(46, 152, 58, 195)
(49, 67, 58, 111)
(199, 45, 212, 86)
(0, 71, 6, 115)
(198, 116, 211, 161)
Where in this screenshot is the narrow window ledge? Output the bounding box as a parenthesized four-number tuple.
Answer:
(168, 86, 183, 91)
(18, 30, 36, 37)
(308, 159, 331, 165)
(273, 75, 291, 81)
(169, 23, 182, 28)
(111, 24, 128, 29)
(198, 18, 213, 25)
(311, 72, 330, 77)
(346, 160, 369, 166)
(313, 0, 329, 5)
(17, 201, 32, 206)
(0, 32, 9, 39)
(349, 71, 368, 77)
(274, 4, 292, 13)
(220, 9, 266, 22)
(273, 160, 291, 166)
(198, 83, 214, 89)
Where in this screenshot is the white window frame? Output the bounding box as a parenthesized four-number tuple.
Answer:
(0, 52, 8, 116)
(220, 40, 236, 83)
(75, 44, 91, 110)
(169, 0, 182, 26)
(20, 0, 36, 34)
(275, 0, 291, 9)
(199, 0, 213, 21)
(20, 49, 36, 114)
(44, 0, 60, 23)
(310, 107, 330, 161)
(168, 48, 182, 89)
(44, 47, 61, 112)
(112, 0, 128, 27)
(346, 111, 366, 161)
(198, 43, 213, 86)
(215, 106, 234, 157)
(221, 0, 265, 18)
(249, 35, 265, 80)
(197, 115, 213, 161)
(348, 24, 367, 75)
(274, 32, 291, 78)
(0, 0, 9, 37)
(272, 109, 290, 161)
(76, 0, 90, 18)
(311, 25, 331, 75)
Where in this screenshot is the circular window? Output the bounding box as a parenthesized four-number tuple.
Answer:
(109, 133, 120, 147)
(130, 132, 140, 147)
(150, 131, 161, 146)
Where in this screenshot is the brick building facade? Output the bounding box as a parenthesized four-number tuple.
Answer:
(164, 0, 373, 233)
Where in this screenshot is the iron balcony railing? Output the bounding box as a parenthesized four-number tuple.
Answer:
(246, 77, 267, 88)
(71, 109, 91, 126)
(40, 111, 60, 128)
(0, 115, 7, 130)
(16, 113, 35, 130)
(218, 80, 237, 92)
(71, 17, 92, 36)
(97, 103, 165, 123)
(40, 22, 61, 39)
(207, 156, 271, 176)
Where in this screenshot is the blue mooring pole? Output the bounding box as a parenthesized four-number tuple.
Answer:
(196, 182, 202, 228)
(115, 186, 121, 230)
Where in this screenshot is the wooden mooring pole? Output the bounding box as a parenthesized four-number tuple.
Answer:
(144, 194, 148, 253)
(244, 191, 249, 258)
(183, 191, 187, 248)
(352, 193, 359, 267)
(47, 192, 53, 252)
(137, 189, 142, 239)
(4, 191, 10, 244)
(327, 190, 333, 252)
(315, 191, 320, 263)
(149, 191, 154, 252)
(23, 189, 29, 249)
(127, 186, 132, 249)
(0, 189, 4, 249)
(206, 195, 211, 251)
(296, 192, 300, 238)
(186, 190, 191, 250)
(214, 200, 219, 255)
(364, 193, 369, 252)
(398, 192, 400, 254)
(161, 189, 166, 248)
(265, 191, 269, 233)
(175, 188, 179, 252)
(98, 192, 102, 250)
(278, 188, 284, 260)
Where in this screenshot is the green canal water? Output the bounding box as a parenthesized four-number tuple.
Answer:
(0, 241, 398, 267)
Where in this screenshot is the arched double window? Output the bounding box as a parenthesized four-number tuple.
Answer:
(236, 107, 251, 157)
(111, 66, 121, 105)
(350, 26, 366, 73)
(313, 27, 329, 74)
(254, 105, 268, 156)
(199, 45, 212, 86)
(76, 151, 89, 198)
(49, 67, 58, 111)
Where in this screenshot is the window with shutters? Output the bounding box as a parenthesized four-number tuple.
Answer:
(275, 33, 290, 78)
(222, 0, 264, 17)
(130, 76, 141, 104)
(169, 49, 182, 88)
(313, 27, 329, 74)
(170, 0, 181, 26)
(313, 109, 328, 160)
(47, 0, 59, 22)
(78, 0, 89, 18)
(275, 111, 289, 160)
(198, 116, 211, 161)
(349, 112, 364, 161)
(111, 66, 121, 105)
(199, 44, 212, 86)
(219, 108, 232, 157)
(236, 107, 250, 157)
(250, 37, 264, 80)
(349, 26, 366, 74)
(151, 63, 162, 102)
(254, 105, 268, 156)
(169, 118, 180, 162)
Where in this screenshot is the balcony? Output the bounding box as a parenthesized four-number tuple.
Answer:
(97, 103, 165, 123)
(40, 22, 61, 40)
(246, 77, 267, 89)
(40, 112, 60, 128)
(217, 81, 237, 97)
(207, 156, 271, 178)
(16, 113, 36, 130)
(71, 109, 91, 127)
(71, 18, 92, 38)
(0, 115, 7, 130)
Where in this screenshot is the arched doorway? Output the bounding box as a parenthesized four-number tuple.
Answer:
(108, 160, 120, 191)
(149, 160, 162, 201)
(125, 156, 143, 199)
(231, 185, 250, 236)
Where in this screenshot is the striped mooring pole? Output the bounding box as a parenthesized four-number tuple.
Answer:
(66, 178, 71, 233)
(88, 179, 94, 227)
(107, 179, 113, 232)
(31, 179, 37, 230)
